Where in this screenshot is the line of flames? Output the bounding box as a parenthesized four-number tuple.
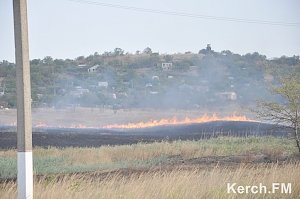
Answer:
(102, 114, 253, 129)
(11, 114, 253, 129)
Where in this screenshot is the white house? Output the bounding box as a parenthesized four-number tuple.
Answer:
(70, 86, 89, 97)
(145, 83, 153, 88)
(98, 81, 108, 88)
(0, 87, 4, 96)
(161, 63, 172, 71)
(217, 92, 237, 101)
(152, 76, 159, 81)
(88, 65, 100, 73)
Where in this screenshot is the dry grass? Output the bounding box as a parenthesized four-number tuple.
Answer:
(1, 163, 299, 199)
(0, 137, 299, 198)
(0, 137, 295, 166)
(38, 136, 294, 165)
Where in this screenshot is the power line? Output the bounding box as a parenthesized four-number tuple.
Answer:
(67, 0, 300, 27)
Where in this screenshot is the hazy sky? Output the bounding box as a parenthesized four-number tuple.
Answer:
(1, 0, 300, 62)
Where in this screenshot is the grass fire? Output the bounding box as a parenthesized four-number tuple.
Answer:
(102, 114, 252, 129)
(1, 1, 300, 197)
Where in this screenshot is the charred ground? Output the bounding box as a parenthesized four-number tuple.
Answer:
(0, 121, 289, 149)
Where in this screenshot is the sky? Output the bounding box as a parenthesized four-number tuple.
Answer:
(1, 0, 300, 62)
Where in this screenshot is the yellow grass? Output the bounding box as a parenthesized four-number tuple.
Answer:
(1, 163, 299, 199)
(1, 137, 294, 165)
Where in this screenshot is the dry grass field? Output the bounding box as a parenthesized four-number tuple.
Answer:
(0, 137, 300, 198)
(1, 163, 299, 199)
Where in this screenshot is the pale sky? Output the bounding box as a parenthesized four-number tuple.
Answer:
(1, 0, 300, 62)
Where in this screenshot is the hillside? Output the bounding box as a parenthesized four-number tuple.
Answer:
(0, 47, 299, 110)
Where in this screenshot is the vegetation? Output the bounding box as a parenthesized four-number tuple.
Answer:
(1, 163, 299, 198)
(0, 137, 296, 179)
(1, 137, 299, 198)
(257, 70, 300, 152)
(1, 48, 299, 109)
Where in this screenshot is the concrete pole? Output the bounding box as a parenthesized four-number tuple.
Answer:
(13, 0, 33, 198)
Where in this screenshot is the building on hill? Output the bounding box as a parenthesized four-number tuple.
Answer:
(88, 65, 100, 73)
(206, 44, 212, 52)
(0, 101, 9, 109)
(216, 92, 237, 101)
(152, 76, 159, 81)
(0, 83, 5, 96)
(70, 86, 90, 97)
(162, 63, 172, 71)
(98, 81, 108, 88)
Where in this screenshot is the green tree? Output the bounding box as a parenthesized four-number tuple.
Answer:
(114, 48, 124, 56)
(257, 72, 300, 152)
(143, 47, 152, 55)
(43, 56, 53, 65)
(163, 55, 173, 62)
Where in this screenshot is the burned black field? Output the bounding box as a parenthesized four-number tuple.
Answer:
(0, 121, 289, 149)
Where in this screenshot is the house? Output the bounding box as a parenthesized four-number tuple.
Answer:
(149, 91, 159, 95)
(88, 65, 99, 73)
(216, 92, 237, 101)
(70, 86, 89, 97)
(118, 92, 128, 97)
(0, 83, 5, 96)
(36, 94, 44, 100)
(152, 76, 159, 81)
(145, 83, 153, 88)
(98, 81, 108, 88)
(161, 63, 172, 71)
(0, 101, 9, 109)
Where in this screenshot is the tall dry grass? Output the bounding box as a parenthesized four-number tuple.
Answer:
(0, 137, 297, 179)
(1, 136, 294, 165)
(1, 163, 299, 199)
(28, 136, 298, 165)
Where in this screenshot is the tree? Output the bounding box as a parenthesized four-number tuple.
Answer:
(103, 51, 112, 57)
(114, 48, 124, 56)
(43, 56, 53, 65)
(163, 55, 173, 62)
(143, 47, 152, 55)
(30, 59, 41, 65)
(257, 72, 300, 152)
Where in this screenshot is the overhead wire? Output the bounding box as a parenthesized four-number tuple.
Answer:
(67, 0, 300, 27)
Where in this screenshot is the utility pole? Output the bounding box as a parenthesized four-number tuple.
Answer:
(13, 0, 33, 198)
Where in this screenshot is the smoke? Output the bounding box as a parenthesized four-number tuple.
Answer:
(2, 50, 299, 127)
(39, 50, 284, 116)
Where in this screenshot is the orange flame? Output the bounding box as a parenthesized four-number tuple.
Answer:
(34, 122, 48, 128)
(28, 114, 253, 129)
(103, 114, 253, 129)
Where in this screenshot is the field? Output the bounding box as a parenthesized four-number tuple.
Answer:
(0, 108, 299, 198)
(1, 137, 300, 198)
